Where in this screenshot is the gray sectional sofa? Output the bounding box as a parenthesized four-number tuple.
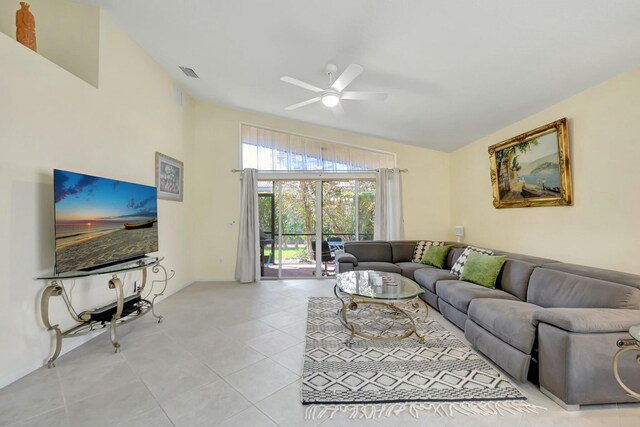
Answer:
(335, 240, 640, 409)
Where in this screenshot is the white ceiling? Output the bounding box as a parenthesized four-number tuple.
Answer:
(84, 0, 640, 152)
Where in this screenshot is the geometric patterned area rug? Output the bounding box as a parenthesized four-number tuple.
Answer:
(302, 297, 543, 419)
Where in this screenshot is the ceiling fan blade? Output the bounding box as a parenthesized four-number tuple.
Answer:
(341, 91, 388, 101)
(332, 103, 344, 118)
(331, 64, 363, 92)
(280, 76, 324, 93)
(284, 96, 321, 110)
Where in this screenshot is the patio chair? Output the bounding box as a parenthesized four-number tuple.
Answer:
(326, 236, 344, 252)
(311, 240, 335, 276)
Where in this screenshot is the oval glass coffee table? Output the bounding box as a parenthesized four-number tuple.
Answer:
(334, 270, 428, 346)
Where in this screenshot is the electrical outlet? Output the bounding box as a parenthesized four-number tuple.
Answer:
(134, 280, 140, 291)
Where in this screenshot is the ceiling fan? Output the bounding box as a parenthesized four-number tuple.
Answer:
(281, 64, 387, 112)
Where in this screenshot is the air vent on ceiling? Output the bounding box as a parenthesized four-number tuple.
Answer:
(179, 66, 199, 78)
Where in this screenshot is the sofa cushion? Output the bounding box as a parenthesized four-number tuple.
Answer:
(496, 259, 537, 301)
(345, 241, 392, 263)
(395, 262, 432, 280)
(465, 321, 531, 383)
(390, 241, 418, 263)
(335, 250, 358, 265)
(446, 247, 466, 270)
(491, 251, 557, 266)
(468, 299, 542, 354)
(528, 268, 640, 309)
(542, 262, 640, 291)
(450, 246, 493, 277)
(460, 252, 506, 288)
(436, 280, 519, 314)
(354, 262, 401, 274)
(438, 299, 468, 330)
(412, 240, 444, 263)
(532, 308, 640, 333)
(414, 269, 459, 293)
(421, 245, 452, 269)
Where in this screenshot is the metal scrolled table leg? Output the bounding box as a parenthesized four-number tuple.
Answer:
(334, 284, 426, 346)
(108, 276, 124, 353)
(334, 284, 356, 346)
(41, 283, 63, 368)
(410, 296, 428, 344)
(150, 263, 170, 323)
(411, 295, 429, 323)
(613, 337, 640, 399)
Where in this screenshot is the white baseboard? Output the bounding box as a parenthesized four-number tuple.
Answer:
(192, 277, 236, 283)
(0, 332, 104, 389)
(1, 279, 197, 390)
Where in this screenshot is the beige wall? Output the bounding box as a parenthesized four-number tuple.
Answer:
(0, 12, 194, 387)
(191, 103, 451, 280)
(0, 6, 451, 386)
(5, 0, 637, 392)
(0, 0, 100, 86)
(450, 68, 640, 274)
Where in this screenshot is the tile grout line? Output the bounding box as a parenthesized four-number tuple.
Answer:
(10, 367, 69, 426)
(219, 353, 301, 411)
(55, 363, 73, 427)
(118, 322, 221, 425)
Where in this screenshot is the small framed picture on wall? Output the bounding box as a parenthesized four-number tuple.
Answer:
(155, 152, 184, 201)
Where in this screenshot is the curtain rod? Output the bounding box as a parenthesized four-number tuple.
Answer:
(231, 168, 408, 173)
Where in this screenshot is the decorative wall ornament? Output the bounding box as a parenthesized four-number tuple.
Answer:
(16, 2, 37, 52)
(488, 118, 572, 208)
(155, 152, 184, 201)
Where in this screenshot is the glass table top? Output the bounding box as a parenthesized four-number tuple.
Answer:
(37, 256, 161, 280)
(335, 270, 424, 300)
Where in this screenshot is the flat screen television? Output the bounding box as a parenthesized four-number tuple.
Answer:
(54, 169, 158, 274)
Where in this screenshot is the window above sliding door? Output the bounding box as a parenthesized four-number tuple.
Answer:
(241, 124, 395, 171)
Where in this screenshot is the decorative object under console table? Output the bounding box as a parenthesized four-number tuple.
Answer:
(37, 256, 173, 368)
(614, 325, 640, 399)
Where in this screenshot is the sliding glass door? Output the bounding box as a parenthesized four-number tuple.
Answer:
(322, 180, 376, 243)
(277, 180, 317, 278)
(259, 178, 375, 279)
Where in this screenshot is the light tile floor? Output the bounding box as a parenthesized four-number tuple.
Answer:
(1, 280, 638, 426)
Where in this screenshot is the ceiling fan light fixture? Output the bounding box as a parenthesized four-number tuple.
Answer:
(282, 64, 386, 111)
(321, 93, 340, 107)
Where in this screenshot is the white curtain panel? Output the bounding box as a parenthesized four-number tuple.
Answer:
(374, 168, 404, 240)
(241, 125, 395, 171)
(235, 168, 260, 283)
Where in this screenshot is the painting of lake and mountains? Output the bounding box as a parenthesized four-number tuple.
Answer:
(54, 169, 158, 273)
(496, 131, 561, 201)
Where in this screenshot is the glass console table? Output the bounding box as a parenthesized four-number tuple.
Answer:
(37, 256, 173, 368)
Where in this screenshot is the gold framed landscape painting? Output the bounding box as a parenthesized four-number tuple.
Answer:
(488, 118, 572, 208)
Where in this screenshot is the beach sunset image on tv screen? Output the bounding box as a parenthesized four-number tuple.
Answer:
(54, 169, 158, 273)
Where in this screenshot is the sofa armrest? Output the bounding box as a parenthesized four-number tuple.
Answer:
(335, 250, 358, 266)
(533, 308, 640, 333)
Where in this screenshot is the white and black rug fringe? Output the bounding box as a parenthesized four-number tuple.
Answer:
(304, 400, 545, 420)
(303, 298, 546, 419)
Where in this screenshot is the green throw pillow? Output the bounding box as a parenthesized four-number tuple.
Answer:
(460, 251, 506, 288)
(420, 245, 452, 269)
